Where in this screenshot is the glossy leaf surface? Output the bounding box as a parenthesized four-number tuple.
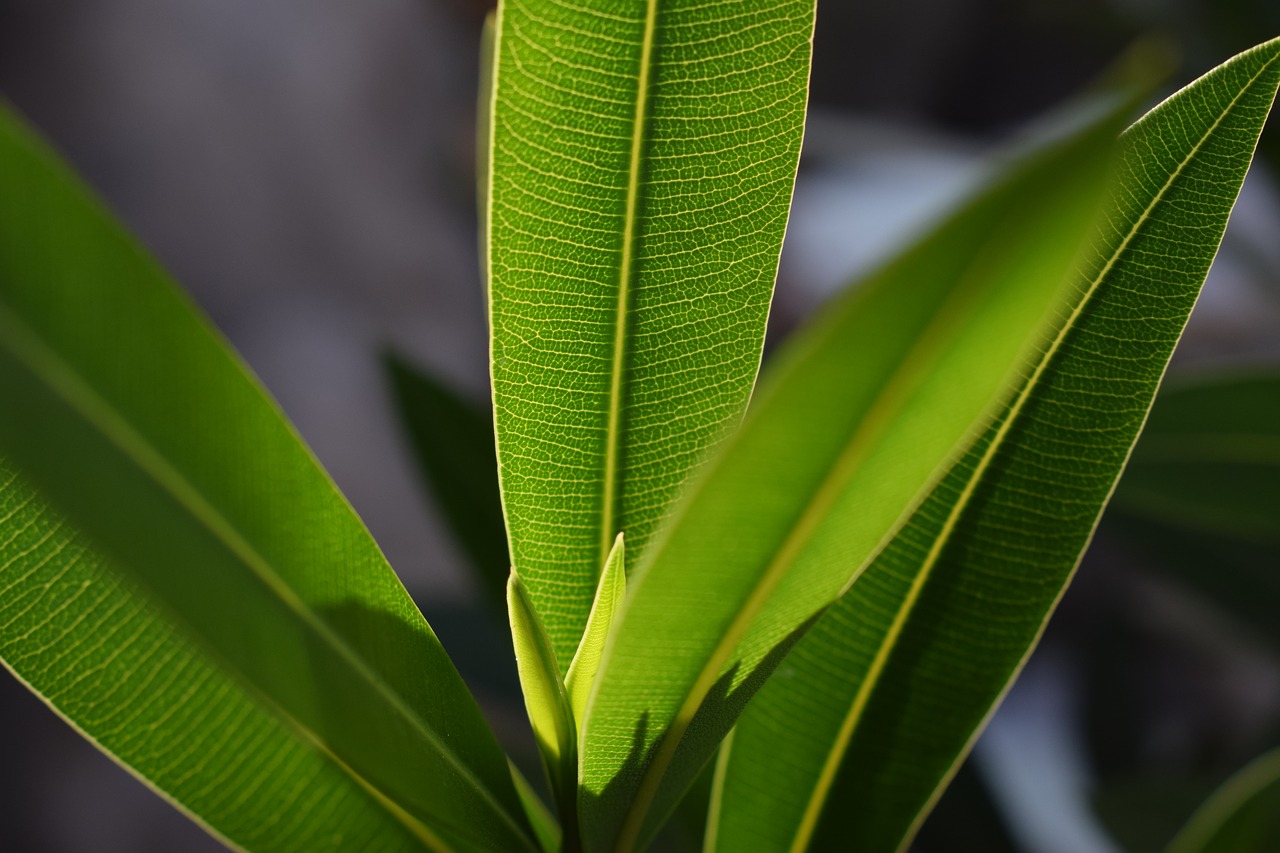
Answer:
(486, 0, 815, 666)
(0, 103, 534, 852)
(709, 37, 1280, 853)
(581, 96, 1128, 852)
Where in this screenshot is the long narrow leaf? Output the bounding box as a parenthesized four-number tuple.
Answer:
(486, 0, 816, 666)
(0, 467, 429, 852)
(0, 103, 535, 852)
(581, 96, 1130, 852)
(709, 37, 1280, 853)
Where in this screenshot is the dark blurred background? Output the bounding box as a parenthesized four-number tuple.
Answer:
(1, 0, 1277, 850)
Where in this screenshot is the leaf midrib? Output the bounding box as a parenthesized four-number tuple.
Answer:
(769, 53, 1280, 853)
(0, 302, 532, 853)
(615, 170, 1046, 853)
(600, 0, 660, 574)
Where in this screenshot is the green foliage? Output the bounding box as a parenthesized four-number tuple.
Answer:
(0, 104, 534, 852)
(486, 0, 815, 667)
(708, 37, 1280, 853)
(1168, 747, 1280, 853)
(0, 4, 1277, 853)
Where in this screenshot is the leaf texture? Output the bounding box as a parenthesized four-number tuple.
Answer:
(486, 0, 816, 666)
(0, 467, 427, 853)
(0, 103, 534, 852)
(580, 95, 1129, 852)
(708, 36, 1280, 853)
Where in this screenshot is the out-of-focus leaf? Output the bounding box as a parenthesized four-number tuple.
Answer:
(1168, 747, 1280, 853)
(487, 0, 816, 667)
(1112, 371, 1280, 542)
(566, 533, 626, 726)
(709, 36, 1280, 853)
(0, 103, 535, 852)
(385, 352, 508, 612)
(582, 95, 1129, 852)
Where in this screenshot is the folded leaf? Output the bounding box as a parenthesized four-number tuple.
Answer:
(487, 0, 816, 666)
(508, 571, 577, 833)
(709, 36, 1280, 853)
(0, 103, 535, 852)
(1168, 747, 1280, 853)
(581, 93, 1130, 852)
(566, 533, 627, 725)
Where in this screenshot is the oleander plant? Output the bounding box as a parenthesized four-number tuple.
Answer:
(1, 2, 1278, 851)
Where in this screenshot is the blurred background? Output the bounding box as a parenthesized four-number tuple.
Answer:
(0, 0, 1277, 850)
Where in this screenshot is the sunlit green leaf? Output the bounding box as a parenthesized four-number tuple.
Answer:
(566, 533, 626, 726)
(581, 94, 1129, 852)
(508, 571, 577, 828)
(1168, 747, 1280, 853)
(0, 466, 430, 852)
(709, 36, 1280, 853)
(486, 0, 816, 667)
(0, 102, 535, 852)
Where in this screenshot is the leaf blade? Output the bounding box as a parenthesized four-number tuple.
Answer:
(0, 102, 534, 852)
(580, 95, 1130, 852)
(709, 36, 1280, 853)
(0, 464, 435, 853)
(487, 0, 816, 666)
(566, 532, 627, 725)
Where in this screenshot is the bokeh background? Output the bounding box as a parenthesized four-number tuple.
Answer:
(0, 0, 1277, 850)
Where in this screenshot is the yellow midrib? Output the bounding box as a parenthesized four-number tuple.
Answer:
(783, 52, 1280, 853)
(600, 0, 660, 578)
(0, 304, 533, 853)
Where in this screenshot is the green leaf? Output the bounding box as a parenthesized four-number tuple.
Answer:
(0, 103, 535, 852)
(486, 0, 816, 667)
(566, 533, 627, 725)
(1168, 748, 1280, 853)
(708, 36, 1280, 853)
(581, 95, 1130, 852)
(0, 466, 430, 853)
(385, 351, 508, 613)
(1111, 370, 1280, 542)
(508, 571, 578, 835)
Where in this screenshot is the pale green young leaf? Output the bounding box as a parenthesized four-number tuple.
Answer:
(566, 533, 627, 725)
(487, 0, 816, 667)
(580, 95, 1130, 852)
(709, 37, 1280, 853)
(508, 571, 576, 784)
(0, 103, 535, 852)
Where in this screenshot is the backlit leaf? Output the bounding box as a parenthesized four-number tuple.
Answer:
(709, 36, 1280, 853)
